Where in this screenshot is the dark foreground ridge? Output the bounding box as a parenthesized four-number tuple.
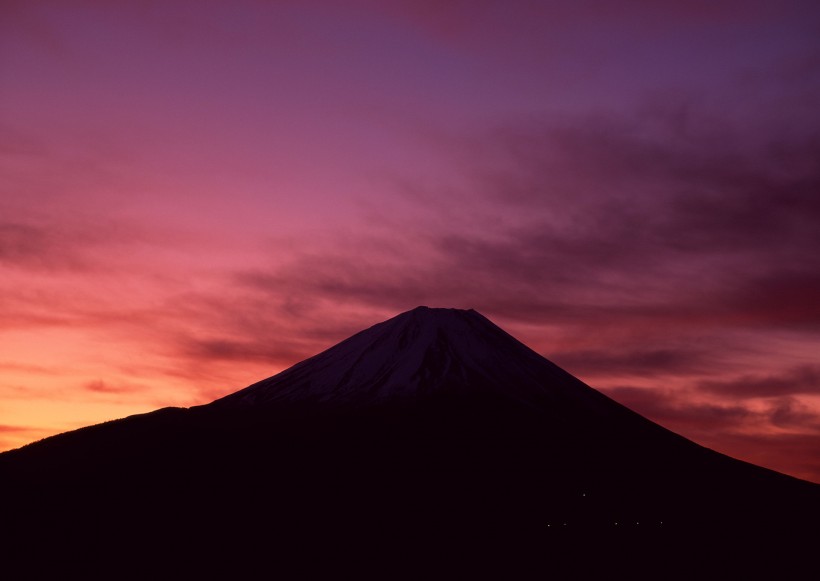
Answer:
(2, 306, 819, 578)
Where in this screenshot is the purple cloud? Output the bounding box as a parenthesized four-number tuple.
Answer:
(551, 348, 720, 378)
(602, 386, 756, 434)
(699, 366, 820, 398)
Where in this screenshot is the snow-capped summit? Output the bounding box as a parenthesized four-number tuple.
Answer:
(211, 306, 611, 412)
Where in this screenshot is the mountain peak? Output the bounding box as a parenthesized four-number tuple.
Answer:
(407, 305, 476, 313)
(211, 306, 608, 412)
(396, 305, 480, 323)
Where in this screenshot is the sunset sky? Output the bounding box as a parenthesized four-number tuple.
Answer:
(2, 1, 819, 482)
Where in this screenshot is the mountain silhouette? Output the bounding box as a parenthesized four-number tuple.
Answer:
(2, 306, 819, 578)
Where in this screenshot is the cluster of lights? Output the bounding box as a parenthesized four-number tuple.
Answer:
(544, 492, 665, 528)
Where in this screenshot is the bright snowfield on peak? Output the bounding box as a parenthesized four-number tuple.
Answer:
(2, 306, 820, 579)
(213, 306, 614, 413)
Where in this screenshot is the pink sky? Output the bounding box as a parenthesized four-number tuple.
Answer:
(2, 0, 820, 482)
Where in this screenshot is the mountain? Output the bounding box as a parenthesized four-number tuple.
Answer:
(213, 306, 618, 410)
(2, 306, 819, 578)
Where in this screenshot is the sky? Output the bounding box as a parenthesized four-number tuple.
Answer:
(2, 0, 820, 482)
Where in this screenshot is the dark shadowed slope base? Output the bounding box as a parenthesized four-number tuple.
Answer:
(2, 307, 819, 578)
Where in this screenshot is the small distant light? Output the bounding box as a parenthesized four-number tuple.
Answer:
(614, 522, 618, 525)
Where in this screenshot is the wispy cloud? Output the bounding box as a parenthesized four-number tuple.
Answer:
(0, 221, 89, 271)
(603, 386, 757, 434)
(82, 380, 146, 394)
(551, 348, 721, 378)
(699, 366, 820, 398)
